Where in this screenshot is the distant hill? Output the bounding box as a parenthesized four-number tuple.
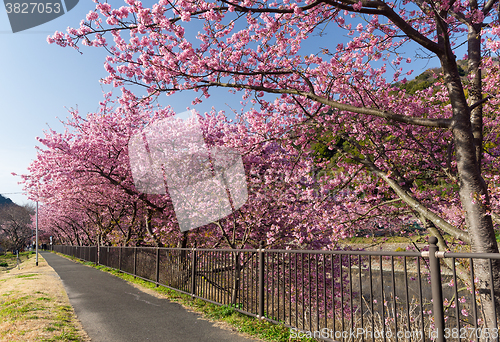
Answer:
(0, 195, 13, 206)
(396, 59, 468, 94)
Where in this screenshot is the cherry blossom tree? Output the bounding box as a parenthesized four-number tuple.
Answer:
(22, 91, 384, 249)
(24, 93, 399, 313)
(45, 0, 500, 325)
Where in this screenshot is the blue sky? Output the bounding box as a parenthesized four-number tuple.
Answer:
(1, 0, 111, 205)
(0, 0, 226, 205)
(0, 0, 442, 205)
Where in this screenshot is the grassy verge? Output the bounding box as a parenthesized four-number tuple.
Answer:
(54, 252, 317, 342)
(342, 234, 428, 245)
(0, 251, 32, 270)
(0, 252, 90, 342)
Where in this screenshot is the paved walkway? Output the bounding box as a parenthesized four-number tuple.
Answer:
(41, 252, 259, 342)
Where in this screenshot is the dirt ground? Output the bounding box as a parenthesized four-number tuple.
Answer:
(0, 253, 90, 342)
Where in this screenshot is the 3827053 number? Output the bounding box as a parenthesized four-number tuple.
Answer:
(444, 327, 499, 339)
(5, 2, 61, 14)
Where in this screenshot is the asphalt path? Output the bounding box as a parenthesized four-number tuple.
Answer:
(41, 252, 260, 342)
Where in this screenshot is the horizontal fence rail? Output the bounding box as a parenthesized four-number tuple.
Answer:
(54, 238, 500, 342)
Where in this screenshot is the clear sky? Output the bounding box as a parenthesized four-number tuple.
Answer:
(1, 0, 112, 205)
(0, 0, 442, 206)
(0, 0, 230, 205)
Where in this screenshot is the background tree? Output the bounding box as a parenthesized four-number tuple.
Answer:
(0, 202, 34, 252)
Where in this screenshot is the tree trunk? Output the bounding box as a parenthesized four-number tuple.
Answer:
(440, 45, 500, 330)
(231, 252, 241, 306)
(178, 231, 188, 264)
(145, 209, 162, 247)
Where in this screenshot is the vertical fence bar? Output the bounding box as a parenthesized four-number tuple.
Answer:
(417, 257, 424, 341)
(252, 252, 255, 314)
(470, 258, 479, 342)
(428, 236, 445, 342)
(203, 251, 207, 301)
(315, 255, 319, 331)
(379, 255, 386, 342)
(208, 251, 212, 301)
(293, 253, 299, 327)
(452, 258, 460, 338)
(403, 256, 410, 341)
(226, 251, 229, 306)
(348, 254, 353, 334)
(258, 241, 265, 319)
(278, 252, 281, 324)
(191, 244, 197, 297)
(133, 247, 137, 278)
(289, 253, 292, 327)
(341, 254, 345, 339)
(488, 258, 498, 341)
(358, 255, 364, 342)
(216, 251, 220, 305)
(228, 251, 232, 306)
(367, 255, 373, 342)
(391, 255, 398, 342)
(209, 251, 213, 301)
(308, 253, 312, 332)
(156, 247, 160, 286)
(264, 252, 273, 318)
(324, 254, 328, 334)
(272, 252, 276, 321)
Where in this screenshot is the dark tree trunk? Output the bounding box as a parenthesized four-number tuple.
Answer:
(231, 252, 241, 306)
(440, 34, 500, 330)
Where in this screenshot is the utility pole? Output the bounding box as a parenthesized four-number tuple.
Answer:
(36, 201, 38, 266)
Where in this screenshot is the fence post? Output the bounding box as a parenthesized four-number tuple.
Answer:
(133, 247, 137, 278)
(258, 241, 265, 319)
(119, 246, 121, 271)
(429, 236, 446, 342)
(191, 242, 197, 297)
(107, 246, 109, 266)
(156, 247, 160, 287)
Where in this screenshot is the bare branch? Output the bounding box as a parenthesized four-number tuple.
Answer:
(469, 95, 493, 111)
(203, 80, 453, 128)
(331, 146, 471, 243)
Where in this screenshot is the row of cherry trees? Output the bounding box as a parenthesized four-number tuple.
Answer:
(39, 0, 500, 251)
(22, 90, 406, 250)
(20, 0, 500, 325)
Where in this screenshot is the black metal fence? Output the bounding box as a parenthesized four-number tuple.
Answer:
(54, 238, 500, 342)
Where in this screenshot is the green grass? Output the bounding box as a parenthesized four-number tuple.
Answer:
(0, 254, 87, 342)
(0, 251, 35, 260)
(0, 292, 84, 341)
(62, 254, 317, 342)
(16, 274, 38, 279)
(0, 251, 34, 271)
(40, 306, 83, 342)
(343, 234, 428, 244)
(0, 294, 44, 321)
(40, 330, 82, 342)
